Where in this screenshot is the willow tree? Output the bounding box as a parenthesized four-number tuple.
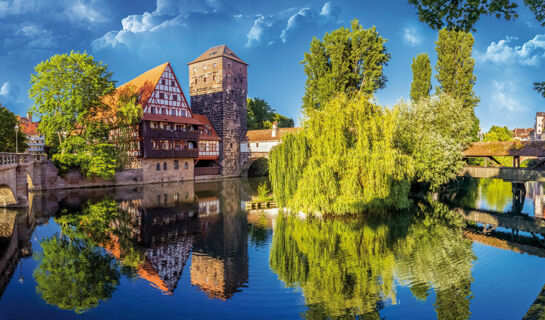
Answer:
(301, 19, 390, 113)
(270, 93, 415, 215)
(435, 29, 480, 140)
(410, 53, 432, 103)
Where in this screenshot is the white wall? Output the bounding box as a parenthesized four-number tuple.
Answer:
(240, 141, 278, 153)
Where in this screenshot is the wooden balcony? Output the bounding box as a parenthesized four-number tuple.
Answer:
(145, 149, 199, 159)
(194, 167, 220, 176)
(141, 122, 199, 140)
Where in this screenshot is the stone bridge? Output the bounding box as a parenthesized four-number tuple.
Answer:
(0, 153, 45, 208)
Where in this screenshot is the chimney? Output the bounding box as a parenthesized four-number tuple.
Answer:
(26, 112, 32, 122)
(272, 121, 278, 138)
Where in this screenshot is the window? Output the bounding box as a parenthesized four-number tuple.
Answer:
(171, 109, 176, 116)
(174, 160, 179, 170)
(256, 142, 259, 147)
(194, 79, 198, 85)
(185, 162, 189, 170)
(213, 75, 216, 82)
(161, 79, 165, 85)
(171, 80, 175, 86)
(204, 65, 207, 70)
(163, 162, 167, 170)
(156, 163, 160, 171)
(173, 95, 177, 101)
(193, 67, 196, 73)
(151, 107, 156, 114)
(213, 63, 217, 68)
(228, 63, 231, 69)
(162, 108, 166, 115)
(204, 77, 206, 83)
(159, 93, 165, 99)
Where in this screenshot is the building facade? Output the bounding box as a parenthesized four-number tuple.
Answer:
(535, 112, 545, 140)
(188, 45, 248, 177)
(18, 113, 45, 154)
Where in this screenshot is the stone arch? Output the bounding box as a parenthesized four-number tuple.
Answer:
(241, 157, 269, 177)
(0, 185, 16, 207)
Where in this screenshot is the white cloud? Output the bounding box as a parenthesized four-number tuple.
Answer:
(246, 2, 341, 47)
(403, 27, 421, 46)
(0, 82, 10, 96)
(490, 80, 525, 112)
(476, 35, 545, 66)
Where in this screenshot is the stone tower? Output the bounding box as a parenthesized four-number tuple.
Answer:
(188, 45, 248, 177)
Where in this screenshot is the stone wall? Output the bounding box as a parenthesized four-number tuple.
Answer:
(190, 55, 247, 177)
(141, 158, 194, 184)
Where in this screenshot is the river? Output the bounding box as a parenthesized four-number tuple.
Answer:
(0, 177, 544, 319)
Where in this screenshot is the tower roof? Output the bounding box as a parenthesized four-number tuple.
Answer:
(188, 44, 248, 66)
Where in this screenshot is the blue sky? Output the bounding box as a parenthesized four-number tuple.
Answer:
(0, 0, 544, 131)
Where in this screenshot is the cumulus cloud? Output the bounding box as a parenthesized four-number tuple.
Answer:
(403, 27, 421, 46)
(476, 35, 545, 66)
(246, 2, 341, 47)
(0, 82, 19, 99)
(490, 80, 525, 112)
(92, 0, 235, 50)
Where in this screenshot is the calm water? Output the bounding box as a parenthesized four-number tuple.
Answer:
(0, 177, 545, 319)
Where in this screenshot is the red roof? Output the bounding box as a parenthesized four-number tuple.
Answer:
(17, 116, 40, 135)
(117, 62, 169, 108)
(192, 115, 221, 141)
(245, 127, 301, 142)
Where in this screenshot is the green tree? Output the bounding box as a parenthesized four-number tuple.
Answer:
(270, 93, 415, 215)
(29, 51, 115, 152)
(408, 0, 543, 32)
(483, 125, 513, 142)
(435, 28, 480, 140)
(33, 235, 120, 313)
(301, 19, 390, 113)
(410, 53, 432, 103)
(0, 103, 27, 152)
(247, 97, 294, 130)
(396, 94, 473, 190)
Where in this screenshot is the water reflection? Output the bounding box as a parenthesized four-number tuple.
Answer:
(0, 178, 545, 318)
(270, 202, 474, 319)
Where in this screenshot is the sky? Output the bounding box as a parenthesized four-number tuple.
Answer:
(0, 0, 544, 131)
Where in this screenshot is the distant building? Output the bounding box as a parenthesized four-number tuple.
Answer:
(241, 122, 300, 154)
(535, 112, 545, 140)
(17, 113, 45, 154)
(513, 128, 534, 141)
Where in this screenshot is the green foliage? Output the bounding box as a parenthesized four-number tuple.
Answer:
(534, 82, 545, 98)
(483, 125, 513, 142)
(396, 94, 473, 190)
(410, 53, 432, 103)
(257, 182, 271, 201)
(29, 51, 115, 150)
(301, 19, 390, 113)
(270, 201, 474, 319)
(0, 103, 27, 152)
(270, 93, 415, 215)
(33, 235, 120, 313)
(408, 0, 520, 31)
(247, 97, 294, 130)
(525, 0, 545, 26)
(435, 28, 480, 140)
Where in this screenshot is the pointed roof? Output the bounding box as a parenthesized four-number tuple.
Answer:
(117, 62, 170, 107)
(188, 44, 248, 66)
(192, 114, 221, 141)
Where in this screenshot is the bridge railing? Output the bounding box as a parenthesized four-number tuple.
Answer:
(0, 153, 31, 166)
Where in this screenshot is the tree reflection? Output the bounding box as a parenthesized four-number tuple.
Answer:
(270, 201, 475, 319)
(33, 235, 120, 313)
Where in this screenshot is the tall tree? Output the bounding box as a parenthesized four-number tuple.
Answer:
(247, 97, 294, 130)
(0, 103, 27, 153)
(482, 125, 513, 142)
(408, 0, 544, 32)
(301, 19, 390, 113)
(29, 51, 115, 153)
(410, 53, 432, 103)
(435, 28, 480, 140)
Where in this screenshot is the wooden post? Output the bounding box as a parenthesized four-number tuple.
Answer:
(484, 157, 488, 167)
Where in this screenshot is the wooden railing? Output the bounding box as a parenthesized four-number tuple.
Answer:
(0, 153, 30, 166)
(194, 167, 220, 176)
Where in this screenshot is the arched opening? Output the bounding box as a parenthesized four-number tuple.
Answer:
(242, 158, 269, 177)
(0, 185, 17, 207)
